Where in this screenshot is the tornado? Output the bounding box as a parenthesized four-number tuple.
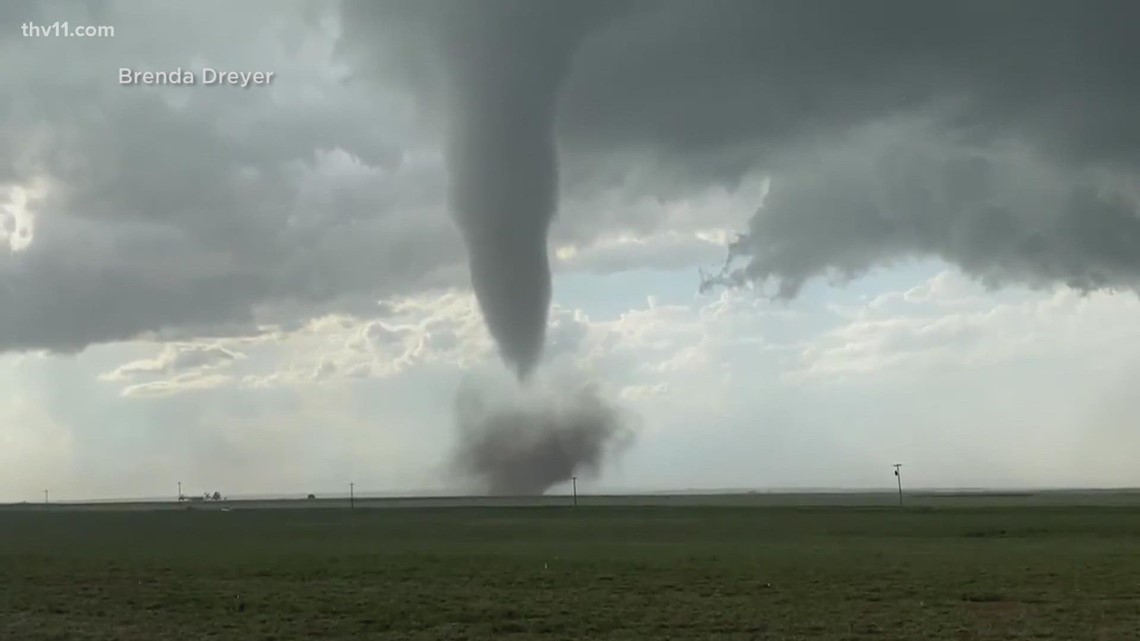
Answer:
(432, 3, 636, 493)
(343, 0, 636, 495)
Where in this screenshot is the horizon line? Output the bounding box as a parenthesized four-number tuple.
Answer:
(10, 485, 1140, 505)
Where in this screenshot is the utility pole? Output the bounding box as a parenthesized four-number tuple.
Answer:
(349, 482, 355, 510)
(893, 464, 903, 507)
(44, 489, 49, 504)
(572, 476, 578, 507)
(177, 481, 182, 502)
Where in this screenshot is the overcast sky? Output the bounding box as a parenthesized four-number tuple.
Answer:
(2, 0, 1139, 502)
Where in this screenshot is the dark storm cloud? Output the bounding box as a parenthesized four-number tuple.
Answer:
(343, 0, 1140, 300)
(701, 123, 1140, 298)
(557, 0, 1140, 168)
(565, 0, 1140, 296)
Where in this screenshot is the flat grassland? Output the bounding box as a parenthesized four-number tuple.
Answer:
(3, 494, 1140, 640)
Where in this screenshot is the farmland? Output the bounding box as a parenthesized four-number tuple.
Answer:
(3, 493, 1140, 640)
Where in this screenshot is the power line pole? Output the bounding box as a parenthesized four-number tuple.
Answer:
(572, 476, 578, 507)
(44, 489, 49, 504)
(177, 481, 182, 502)
(893, 464, 903, 507)
(349, 482, 355, 510)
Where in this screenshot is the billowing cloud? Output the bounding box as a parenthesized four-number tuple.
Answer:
(709, 119, 1140, 299)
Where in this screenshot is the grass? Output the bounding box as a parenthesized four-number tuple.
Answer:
(4, 501, 1140, 639)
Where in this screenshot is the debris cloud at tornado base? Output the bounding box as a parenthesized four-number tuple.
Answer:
(450, 373, 634, 496)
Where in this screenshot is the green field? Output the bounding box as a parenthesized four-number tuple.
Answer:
(3, 495, 1140, 640)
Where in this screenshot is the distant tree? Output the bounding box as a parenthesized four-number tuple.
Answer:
(212, 491, 221, 501)
(307, 493, 316, 500)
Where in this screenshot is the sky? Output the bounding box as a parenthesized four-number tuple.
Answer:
(2, 0, 1139, 501)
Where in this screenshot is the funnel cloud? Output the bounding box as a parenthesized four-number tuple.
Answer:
(417, 1, 616, 380)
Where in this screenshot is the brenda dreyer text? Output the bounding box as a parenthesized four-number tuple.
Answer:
(119, 67, 275, 88)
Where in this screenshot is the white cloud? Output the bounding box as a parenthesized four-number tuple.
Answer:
(102, 343, 242, 382)
(121, 372, 235, 399)
(0, 180, 43, 253)
(793, 271, 1140, 383)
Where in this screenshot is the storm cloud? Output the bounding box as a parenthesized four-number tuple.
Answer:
(344, 0, 1140, 302)
(3, 1, 1137, 365)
